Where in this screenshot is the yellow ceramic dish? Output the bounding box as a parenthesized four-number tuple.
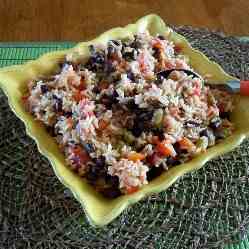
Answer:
(0, 14, 249, 227)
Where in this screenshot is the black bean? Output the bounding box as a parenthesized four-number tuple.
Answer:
(131, 123, 144, 137)
(131, 110, 154, 136)
(100, 97, 112, 109)
(184, 120, 201, 127)
(173, 142, 181, 155)
(139, 110, 154, 121)
(52, 94, 58, 99)
(86, 171, 98, 182)
(105, 175, 119, 187)
(220, 111, 231, 120)
(85, 59, 98, 72)
(40, 84, 49, 94)
(200, 128, 209, 137)
(85, 51, 105, 72)
(101, 92, 119, 109)
(53, 98, 63, 112)
(94, 156, 106, 168)
(110, 91, 119, 104)
(86, 158, 106, 182)
(155, 74, 165, 84)
(92, 85, 100, 94)
(127, 71, 135, 81)
(64, 111, 72, 117)
(146, 165, 164, 181)
(130, 39, 142, 49)
(152, 128, 165, 141)
(166, 157, 181, 166)
(173, 142, 188, 155)
(71, 63, 79, 71)
(101, 188, 122, 198)
(112, 90, 119, 99)
(46, 126, 56, 137)
(123, 50, 136, 61)
(209, 118, 222, 129)
(126, 99, 138, 110)
(157, 35, 166, 40)
(94, 53, 105, 64)
(107, 46, 116, 59)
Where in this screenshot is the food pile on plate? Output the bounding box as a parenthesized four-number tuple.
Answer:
(23, 31, 234, 197)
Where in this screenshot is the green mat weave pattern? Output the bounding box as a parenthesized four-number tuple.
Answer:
(0, 28, 249, 249)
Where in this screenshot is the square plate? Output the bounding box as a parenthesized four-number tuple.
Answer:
(0, 14, 249, 226)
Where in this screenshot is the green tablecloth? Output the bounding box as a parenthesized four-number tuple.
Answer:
(0, 28, 249, 249)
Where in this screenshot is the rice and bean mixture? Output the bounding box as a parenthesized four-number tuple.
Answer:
(23, 31, 234, 198)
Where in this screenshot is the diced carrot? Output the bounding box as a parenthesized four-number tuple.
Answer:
(126, 186, 139, 194)
(127, 152, 146, 162)
(154, 42, 163, 50)
(99, 80, 109, 90)
(98, 119, 109, 130)
(72, 146, 90, 163)
(152, 38, 164, 49)
(73, 90, 85, 102)
(178, 137, 195, 151)
(75, 77, 86, 91)
(72, 146, 82, 155)
(156, 140, 175, 157)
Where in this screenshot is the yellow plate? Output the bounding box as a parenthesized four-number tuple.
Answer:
(0, 14, 249, 227)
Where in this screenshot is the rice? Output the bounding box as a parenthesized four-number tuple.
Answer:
(23, 30, 235, 198)
(108, 159, 149, 190)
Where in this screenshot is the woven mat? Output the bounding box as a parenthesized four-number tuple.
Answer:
(0, 27, 249, 249)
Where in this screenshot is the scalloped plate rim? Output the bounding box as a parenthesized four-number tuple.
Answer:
(0, 14, 248, 227)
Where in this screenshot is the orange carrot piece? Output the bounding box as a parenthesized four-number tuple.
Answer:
(72, 146, 90, 163)
(99, 80, 109, 90)
(75, 77, 86, 91)
(127, 152, 146, 162)
(73, 90, 85, 102)
(98, 119, 109, 130)
(126, 186, 139, 194)
(156, 141, 174, 157)
(178, 137, 195, 151)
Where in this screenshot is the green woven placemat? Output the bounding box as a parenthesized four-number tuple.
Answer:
(0, 28, 249, 249)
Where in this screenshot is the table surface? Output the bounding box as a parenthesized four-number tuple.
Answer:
(0, 0, 248, 41)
